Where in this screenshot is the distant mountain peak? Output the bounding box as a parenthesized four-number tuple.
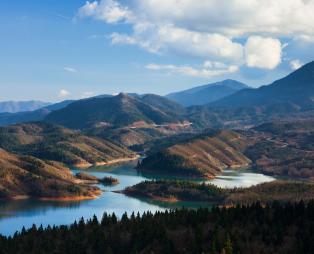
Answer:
(211, 59, 314, 110)
(166, 79, 249, 107)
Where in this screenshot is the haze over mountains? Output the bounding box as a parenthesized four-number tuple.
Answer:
(167, 79, 249, 106)
(0, 101, 51, 113)
(0, 100, 74, 126)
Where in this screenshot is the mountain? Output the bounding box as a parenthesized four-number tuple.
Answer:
(0, 100, 74, 126)
(45, 93, 186, 129)
(213, 61, 314, 110)
(187, 62, 314, 129)
(138, 130, 250, 178)
(0, 148, 99, 199)
(0, 122, 136, 168)
(0, 100, 51, 113)
(166, 79, 248, 106)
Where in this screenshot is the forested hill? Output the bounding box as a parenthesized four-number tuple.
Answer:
(138, 130, 251, 178)
(45, 93, 186, 129)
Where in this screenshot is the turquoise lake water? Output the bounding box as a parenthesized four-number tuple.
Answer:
(0, 161, 275, 236)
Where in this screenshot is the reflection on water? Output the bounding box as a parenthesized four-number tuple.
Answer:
(0, 161, 275, 236)
(208, 170, 275, 188)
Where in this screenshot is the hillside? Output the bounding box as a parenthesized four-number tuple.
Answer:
(0, 100, 51, 113)
(0, 100, 74, 127)
(46, 93, 186, 129)
(0, 122, 136, 168)
(167, 79, 248, 106)
(0, 149, 99, 199)
(138, 130, 251, 178)
(244, 120, 314, 178)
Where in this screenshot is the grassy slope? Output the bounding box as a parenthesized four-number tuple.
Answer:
(138, 130, 251, 178)
(0, 149, 99, 199)
(0, 122, 136, 167)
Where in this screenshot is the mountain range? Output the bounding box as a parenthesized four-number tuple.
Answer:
(0, 100, 51, 113)
(166, 79, 248, 106)
(1, 61, 314, 132)
(0, 100, 74, 126)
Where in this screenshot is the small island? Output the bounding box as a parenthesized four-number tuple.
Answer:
(123, 180, 314, 205)
(76, 172, 120, 186)
(99, 176, 120, 186)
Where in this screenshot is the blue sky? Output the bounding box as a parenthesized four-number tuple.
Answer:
(1, 0, 314, 102)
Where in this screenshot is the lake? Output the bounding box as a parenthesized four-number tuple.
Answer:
(0, 161, 275, 236)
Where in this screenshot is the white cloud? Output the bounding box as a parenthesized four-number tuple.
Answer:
(146, 61, 239, 78)
(77, 0, 314, 71)
(290, 59, 303, 70)
(64, 67, 78, 73)
(111, 25, 244, 62)
(137, 0, 314, 37)
(58, 89, 71, 98)
(245, 36, 282, 69)
(78, 0, 131, 23)
(79, 0, 314, 37)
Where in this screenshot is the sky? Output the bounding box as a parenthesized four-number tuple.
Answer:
(1, 0, 314, 102)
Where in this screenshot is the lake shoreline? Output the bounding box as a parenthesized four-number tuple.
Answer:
(74, 156, 140, 169)
(0, 190, 103, 202)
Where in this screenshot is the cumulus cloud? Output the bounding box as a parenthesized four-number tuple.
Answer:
(111, 25, 244, 61)
(290, 59, 303, 70)
(245, 36, 282, 69)
(64, 67, 78, 73)
(58, 89, 71, 98)
(137, 0, 314, 37)
(77, 0, 314, 72)
(146, 61, 239, 78)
